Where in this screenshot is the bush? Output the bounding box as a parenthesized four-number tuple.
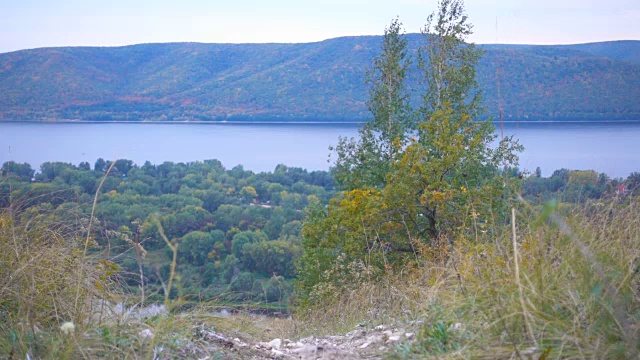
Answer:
(0, 199, 120, 357)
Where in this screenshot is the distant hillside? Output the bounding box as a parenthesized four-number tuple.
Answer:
(565, 41, 640, 65)
(0, 35, 639, 122)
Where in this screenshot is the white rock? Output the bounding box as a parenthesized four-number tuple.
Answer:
(374, 325, 386, 331)
(271, 349, 284, 358)
(450, 322, 463, 331)
(139, 329, 154, 339)
(405, 332, 415, 339)
(233, 338, 248, 347)
(359, 341, 371, 349)
(285, 341, 298, 348)
(387, 335, 401, 342)
(268, 338, 282, 350)
(292, 344, 315, 353)
(60, 322, 75, 335)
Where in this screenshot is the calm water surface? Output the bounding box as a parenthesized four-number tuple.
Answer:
(0, 122, 638, 178)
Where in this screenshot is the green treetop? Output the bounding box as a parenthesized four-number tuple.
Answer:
(331, 18, 412, 190)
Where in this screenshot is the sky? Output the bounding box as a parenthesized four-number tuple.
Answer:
(1, 0, 639, 53)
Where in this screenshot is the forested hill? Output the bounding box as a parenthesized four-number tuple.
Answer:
(1, 35, 639, 122)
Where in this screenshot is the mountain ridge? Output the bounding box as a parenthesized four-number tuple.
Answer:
(1, 35, 639, 122)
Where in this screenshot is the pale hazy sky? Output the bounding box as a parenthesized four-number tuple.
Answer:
(1, 0, 638, 53)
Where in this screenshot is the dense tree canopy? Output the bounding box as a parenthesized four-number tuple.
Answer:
(0, 158, 335, 304)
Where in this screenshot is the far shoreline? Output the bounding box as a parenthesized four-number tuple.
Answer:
(1, 119, 640, 125)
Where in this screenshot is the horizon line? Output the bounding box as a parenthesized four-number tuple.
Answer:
(2, 34, 639, 54)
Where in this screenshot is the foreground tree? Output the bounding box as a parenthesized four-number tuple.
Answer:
(399, 0, 521, 242)
(298, 0, 522, 303)
(331, 18, 412, 190)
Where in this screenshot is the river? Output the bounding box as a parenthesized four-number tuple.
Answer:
(0, 121, 638, 178)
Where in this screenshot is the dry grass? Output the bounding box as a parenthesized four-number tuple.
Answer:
(0, 167, 132, 358)
(2, 167, 638, 359)
(297, 197, 640, 359)
(0, 182, 260, 359)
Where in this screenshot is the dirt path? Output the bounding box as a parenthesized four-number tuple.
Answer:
(201, 324, 414, 359)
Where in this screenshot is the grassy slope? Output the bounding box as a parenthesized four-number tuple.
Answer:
(296, 198, 640, 359)
(0, 36, 639, 121)
(3, 188, 638, 358)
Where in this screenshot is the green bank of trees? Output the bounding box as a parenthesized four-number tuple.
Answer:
(0, 159, 335, 304)
(522, 168, 628, 203)
(298, 0, 523, 302)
